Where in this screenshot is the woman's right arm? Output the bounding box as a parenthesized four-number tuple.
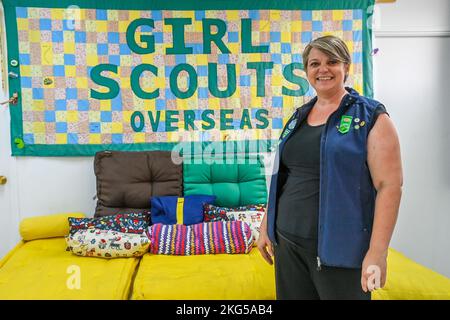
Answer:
(257, 212, 274, 265)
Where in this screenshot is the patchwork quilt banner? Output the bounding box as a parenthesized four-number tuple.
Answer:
(3, 0, 375, 156)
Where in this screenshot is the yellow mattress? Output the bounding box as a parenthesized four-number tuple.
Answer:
(0, 238, 139, 300)
(131, 249, 276, 300)
(373, 248, 450, 300)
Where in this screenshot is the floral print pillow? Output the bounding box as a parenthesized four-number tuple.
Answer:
(66, 228, 150, 258)
(68, 212, 150, 235)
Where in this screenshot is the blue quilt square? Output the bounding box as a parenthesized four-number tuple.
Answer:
(272, 97, 283, 108)
(16, 7, 28, 18)
(312, 21, 323, 31)
(56, 122, 67, 133)
(343, 20, 353, 31)
(75, 32, 86, 43)
(108, 32, 119, 43)
(39, 19, 52, 30)
(68, 133, 78, 144)
(112, 134, 123, 144)
(19, 54, 30, 65)
(89, 122, 100, 133)
(55, 100, 66, 110)
(54, 65, 65, 76)
(101, 111, 112, 122)
(52, 31, 63, 42)
(97, 44, 108, 55)
(272, 118, 283, 129)
(65, 88, 77, 99)
(44, 111, 56, 122)
(96, 10, 107, 20)
(32, 88, 44, 100)
(301, 11, 312, 21)
(64, 54, 75, 65)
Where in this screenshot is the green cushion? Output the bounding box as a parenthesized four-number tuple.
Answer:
(183, 157, 267, 207)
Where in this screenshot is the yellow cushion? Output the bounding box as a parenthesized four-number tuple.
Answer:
(132, 249, 275, 300)
(19, 212, 85, 241)
(373, 248, 450, 300)
(0, 238, 139, 299)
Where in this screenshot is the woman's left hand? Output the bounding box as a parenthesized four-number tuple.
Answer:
(361, 249, 388, 292)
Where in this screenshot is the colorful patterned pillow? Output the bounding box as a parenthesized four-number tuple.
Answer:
(203, 203, 231, 222)
(224, 204, 266, 243)
(66, 228, 150, 258)
(149, 221, 253, 255)
(68, 212, 150, 235)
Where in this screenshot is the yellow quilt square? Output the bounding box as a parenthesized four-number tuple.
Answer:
(332, 10, 344, 21)
(17, 18, 29, 31)
(29, 31, 41, 43)
(51, 9, 63, 20)
(32, 122, 45, 133)
(67, 111, 78, 122)
(112, 123, 123, 133)
(76, 77, 88, 88)
(96, 21, 108, 32)
(56, 134, 67, 144)
(134, 133, 145, 143)
(64, 42, 75, 54)
(89, 134, 101, 144)
(65, 66, 76, 77)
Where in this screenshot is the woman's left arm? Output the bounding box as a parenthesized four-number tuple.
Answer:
(362, 113, 403, 293)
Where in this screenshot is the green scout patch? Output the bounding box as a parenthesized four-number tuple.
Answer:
(338, 115, 353, 134)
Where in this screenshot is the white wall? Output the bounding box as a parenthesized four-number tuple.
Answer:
(0, 0, 449, 277)
(373, 0, 450, 277)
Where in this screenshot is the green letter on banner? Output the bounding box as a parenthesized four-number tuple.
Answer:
(202, 110, 215, 130)
(220, 109, 234, 130)
(202, 19, 231, 54)
(208, 63, 236, 98)
(240, 108, 252, 129)
(126, 18, 155, 54)
(247, 61, 274, 97)
(90, 64, 119, 100)
(165, 18, 193, 54)
(131, 111, 145, 132)
(130, 64, 159, 99)
(255, 109, 269, 129)
(184, 110, 197, 130)
(166, 110, 179, 132)
(170, 64, 198, 99)
(282, 63, 309, 96)
(241, 19, 269, 53)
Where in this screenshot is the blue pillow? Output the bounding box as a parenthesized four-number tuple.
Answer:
(150, 195, 216, 225)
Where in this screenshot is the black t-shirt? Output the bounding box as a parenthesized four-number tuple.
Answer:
(275, 105, 388, 254)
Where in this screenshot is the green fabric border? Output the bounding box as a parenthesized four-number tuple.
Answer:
(3, 0, 374, 156)
(11, 140, 279, 157)
(3, 0, 374, 10)
(362, 1, 375, 97)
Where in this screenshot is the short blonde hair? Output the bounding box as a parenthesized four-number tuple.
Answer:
(302, 35, 351, 76)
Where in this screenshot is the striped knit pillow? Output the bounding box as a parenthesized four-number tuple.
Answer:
(149, 221, 254, 255)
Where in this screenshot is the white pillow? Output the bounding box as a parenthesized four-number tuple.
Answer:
(226, 209, 264, 244)
(66, 228, 150, 258)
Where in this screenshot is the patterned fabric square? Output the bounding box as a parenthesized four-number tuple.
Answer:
(202, 203, 231, 222)
(225, 204, 266, 243)
(68, 212, 150, 235)
(66, 228, 150, 258)
(149, 221, 253, 255)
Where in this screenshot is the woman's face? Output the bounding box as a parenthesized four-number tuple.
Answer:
(306, 47, 349, 96)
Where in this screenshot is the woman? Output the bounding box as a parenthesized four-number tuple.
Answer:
(257, 35, 403, 300)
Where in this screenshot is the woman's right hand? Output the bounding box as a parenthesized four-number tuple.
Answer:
(257, 228, 274, 265)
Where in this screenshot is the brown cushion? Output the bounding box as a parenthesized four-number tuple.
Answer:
(94, 150, 183, 217)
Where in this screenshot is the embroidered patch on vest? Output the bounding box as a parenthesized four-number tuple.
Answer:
(338, 115, 353, 134)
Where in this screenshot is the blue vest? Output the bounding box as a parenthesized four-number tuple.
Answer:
(267, 87, 384, 268)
